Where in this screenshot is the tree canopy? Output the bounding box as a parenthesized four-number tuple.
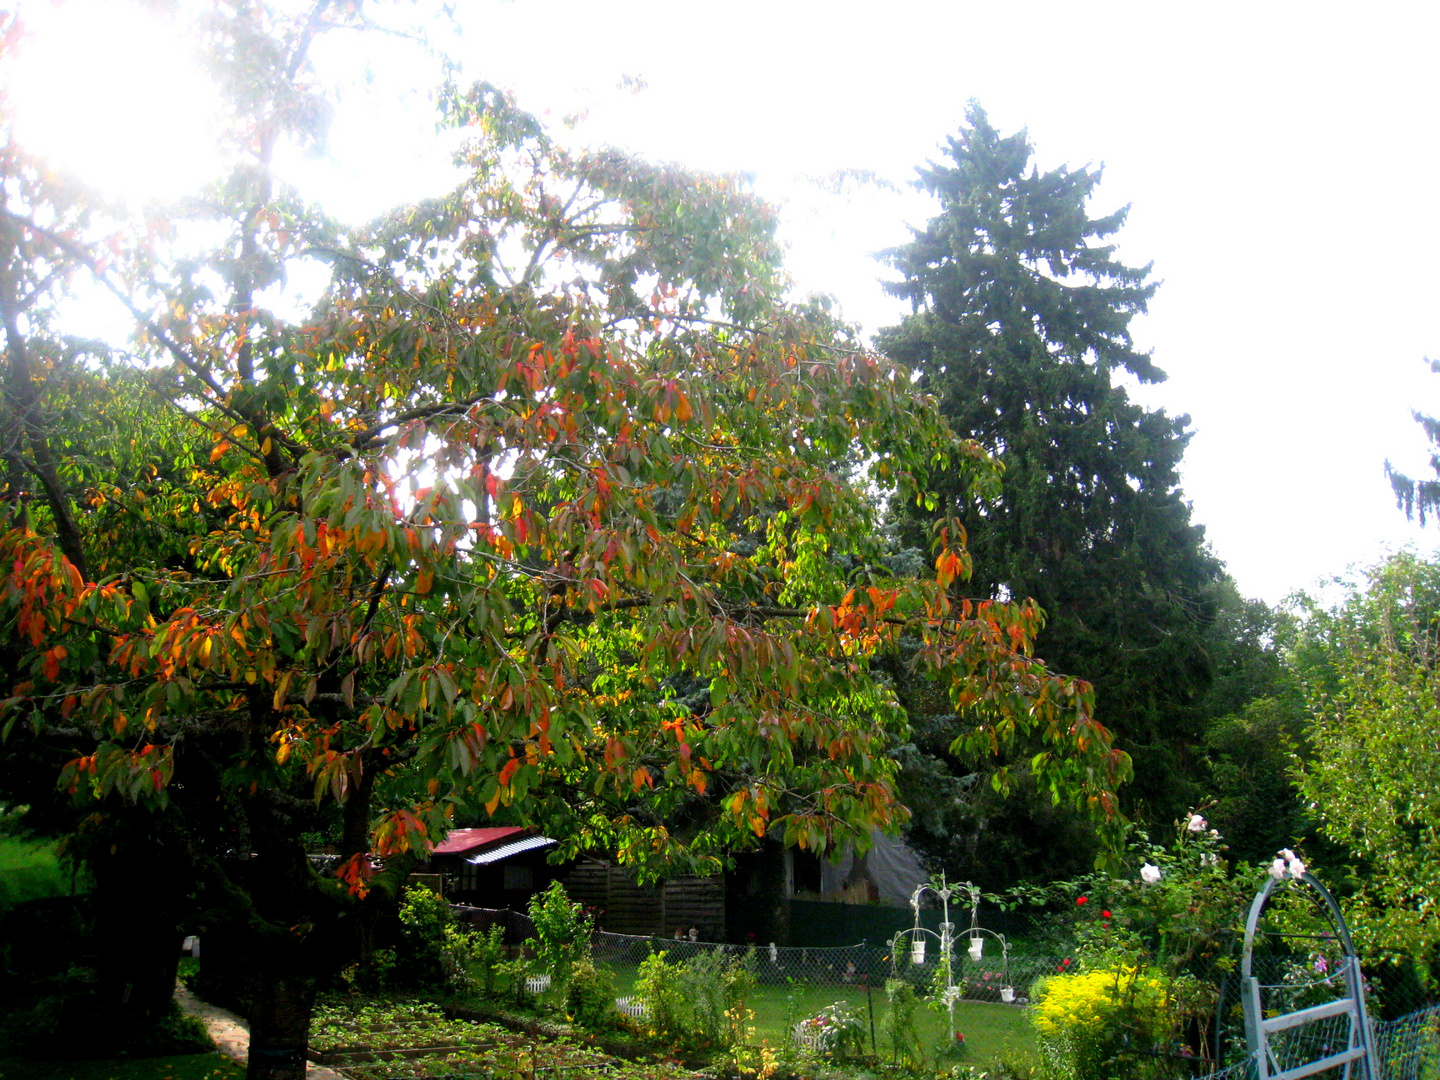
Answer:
(0, 10, 1126, 1076)
(1289, 550, 1440, 982)
(877, 104, 1221, 865)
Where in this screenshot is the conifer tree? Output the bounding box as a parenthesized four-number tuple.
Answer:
(879, 104, 1222, 840)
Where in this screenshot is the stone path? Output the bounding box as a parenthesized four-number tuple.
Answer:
(174, 984, 347, 1079)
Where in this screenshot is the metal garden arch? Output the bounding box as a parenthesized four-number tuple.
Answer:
(1240, 870, 1379, 1080)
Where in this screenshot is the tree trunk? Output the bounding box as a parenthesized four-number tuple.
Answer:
(245, 960, 317, 1080)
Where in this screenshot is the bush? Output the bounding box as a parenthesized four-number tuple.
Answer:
(1031, 966, 1175, 1080)
(635, 950, 689, 1040)
(526, 881, 592, 995)
(682, 947, 755, 1050)
(392, 884, 485, 992)
(469, 923, 508, 997)
(565, 958, 620, 1031)
(395, 884, 453, 987)
(883, 978, 924, 1069)
(633, 946, 756, 1051)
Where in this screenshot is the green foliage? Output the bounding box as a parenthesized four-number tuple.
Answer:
(565, 958, 620, 1031)
(681, 946, 756, 1050)
(525, 881, 591, 992)
(395, 885, 454, 987)
(879, 102, 1224, 867)
(469, 923, 508, 997)
(495, 956, 535, 1009)
(1290, 550, 1440, 982)
(635, 950, 689, 1041)
(0, 5, 1129, 1066)
(0, 981, 212, 1061)
(0, 835, 71, 911)
(882, 977, 925, 1069)
(1003, 811, 1258, 1075)
(1031, 966, 1174, 1080)
(632, 946, 755, 1051)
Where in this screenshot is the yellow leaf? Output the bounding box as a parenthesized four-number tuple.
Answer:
(261, 437, 272, 455)
(210, 441, 229, 462)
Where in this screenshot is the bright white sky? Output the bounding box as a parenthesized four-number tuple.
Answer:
(9, 0, 1440, 606)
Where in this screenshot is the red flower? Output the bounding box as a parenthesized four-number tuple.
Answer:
(1101, 910, 1111, 919)
(1076, 896, 1087, 906)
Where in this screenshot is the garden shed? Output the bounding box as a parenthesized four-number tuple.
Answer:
(424, 827, 562, 908)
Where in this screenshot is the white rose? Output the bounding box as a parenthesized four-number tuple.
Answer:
(1269, 858, 1287, 880)
(1280, 848, 1296, 861)
(1140, 863, 1162, 884)
(1187, 814, 1207, 833)
(1288, 858, 1306, 879)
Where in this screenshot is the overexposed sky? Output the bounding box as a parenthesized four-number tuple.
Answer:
(10, 0, 1440, 606)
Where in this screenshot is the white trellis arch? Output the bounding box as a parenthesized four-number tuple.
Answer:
(1240, 871, 1379, 1080)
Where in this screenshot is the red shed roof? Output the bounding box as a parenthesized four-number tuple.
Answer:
(432, 827, 529, 856)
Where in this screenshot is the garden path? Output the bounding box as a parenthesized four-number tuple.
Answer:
(174, 983, 347, 1080)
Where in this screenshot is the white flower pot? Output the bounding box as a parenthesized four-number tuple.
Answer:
(968, 939, 984, 961)
(911, 938, 926, 964)
(1000, 986, 1015, 1003)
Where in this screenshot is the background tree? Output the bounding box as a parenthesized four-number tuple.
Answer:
(877, 104, 1224, 879)
(0, 12, 1128, 1078)
(1385, 357, 1440, 525)
(1289, 550, 1440, 984)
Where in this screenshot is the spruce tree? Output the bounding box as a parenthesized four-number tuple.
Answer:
(879, 104, 1222, 842)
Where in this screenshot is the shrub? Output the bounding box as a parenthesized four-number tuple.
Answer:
(469, 923, 508, 997)
(883, 978, 924, 1069)
(395, 884, 453, 987)
(1031, 966, 1175, 1080)
(635, 949, 689, 1040)
(526, 881, 591, 995)
(683, 947, 755, 1049)
(565, 958, 620, 1031)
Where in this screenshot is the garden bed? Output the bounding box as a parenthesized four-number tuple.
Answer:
(311, 996, 705, 1080)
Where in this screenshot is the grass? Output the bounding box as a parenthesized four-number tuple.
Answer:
(601, 962, 1035, 1063)
(0, 1053, 243, 1080)
(0, 835, 74, 911)
(744, 980, 1035, 1062)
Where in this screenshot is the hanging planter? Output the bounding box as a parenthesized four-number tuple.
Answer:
(1000, 986, 1015, 1004)
(911, 938, 927, 964)
(968, 937, 984, 961)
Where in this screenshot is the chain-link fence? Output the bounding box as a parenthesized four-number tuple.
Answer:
(450, 901, 1435, 1072)
(454, 903, 1064, 1004)
(1189, 1005, 1440, 1080)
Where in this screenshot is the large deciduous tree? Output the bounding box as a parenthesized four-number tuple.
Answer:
(877, 104, 1221, 867)
(0, 11, 1126, 1078)
(1290, 551, 1440, 983)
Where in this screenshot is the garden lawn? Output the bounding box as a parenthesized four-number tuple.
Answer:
(606, 963, 1035, 1062)
(744, 982, 1035, 1062)
(0, 835, 74, 910)
(0, 1052, 243, 1080)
